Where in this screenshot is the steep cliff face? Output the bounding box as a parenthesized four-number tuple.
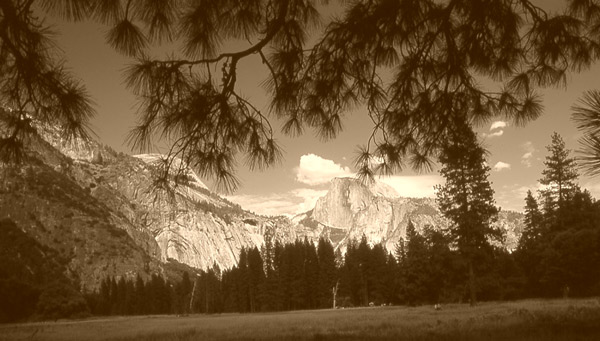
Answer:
(297, 177, 523, 252)
(34, 127, 297, 271)
(1, 122, 523, 293)
(0, 156, 163, 291)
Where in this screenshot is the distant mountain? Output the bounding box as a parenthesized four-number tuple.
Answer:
(0, 131, 163, 291)
(0, 123, 298, 290)
(294, 177, 524, 252)
(0, 125, 523, 292)
(36, 124, 298, 271)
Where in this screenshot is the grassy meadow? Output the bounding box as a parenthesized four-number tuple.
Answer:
(1, 298, 599, 341)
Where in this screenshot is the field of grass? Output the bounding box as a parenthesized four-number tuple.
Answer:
(1, 298, 600, 340)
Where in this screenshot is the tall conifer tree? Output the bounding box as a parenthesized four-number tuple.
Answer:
(520, 190, 544, 248)
(316, 238, 336, 309)
(435, 126, 501, 306)
(539, 132, 579, 222)
(403, 220, 429, 305)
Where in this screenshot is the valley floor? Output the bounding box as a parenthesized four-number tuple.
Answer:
(1, 298, 599, 341)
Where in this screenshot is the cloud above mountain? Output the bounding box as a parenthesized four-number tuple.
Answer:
(493, 161, 511, 172)
(295, 153, 353, 185)
(228, 153, 445, 216)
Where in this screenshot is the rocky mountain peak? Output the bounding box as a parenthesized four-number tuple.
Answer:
(297, 175, 523, 253)
(2, 123, 524, 292)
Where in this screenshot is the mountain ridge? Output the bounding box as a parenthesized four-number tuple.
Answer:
(0, 126, 524, 291)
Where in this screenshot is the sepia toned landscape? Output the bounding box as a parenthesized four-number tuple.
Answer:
(2, 0, 600, 340)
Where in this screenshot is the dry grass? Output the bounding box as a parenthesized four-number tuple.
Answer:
(1, 298, 600, 341)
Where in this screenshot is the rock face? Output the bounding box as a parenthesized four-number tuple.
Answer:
(296, 178, 447, 252)
(0, 123, 523, 292)
(30, 125, 296, 271)
(0, 140, 163, 291)
(70, 149, 297, 270)
(296, 177, 523, 252)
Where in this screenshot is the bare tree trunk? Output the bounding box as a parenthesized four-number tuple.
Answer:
(468, 260, 476, 306)
(332, 280, 339, 309)
(189, 277, 198, 314)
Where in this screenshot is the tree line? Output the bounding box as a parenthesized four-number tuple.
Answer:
(4, 130, 599, 320)
(84, 132, 600, 316)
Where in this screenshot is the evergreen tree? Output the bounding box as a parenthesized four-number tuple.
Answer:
(516, 190, 545, 295)
(247, 247, 265, 312)
(356, 236, 370, 306)
(539, 132, 579, 223)
(422, 225, 452, 304)
(339, 238, 360, 306)
(368, 243, 389, 305)
(109, 277, 118, 315)
(124, 279, 135, 315)
(402, 220, 429, 306)
(316, 238, 337, 309)
(571, 90, 600, 176)
(394, 237, 407, 304)
(134, 275, 146, 315)
(237, 249, 250, 313)
(7, 1, 599, 187)
(116, 277, 127, 315)
(303, 239, 320, 310)
(288, 241, 306, 310)
(540, 189, 600, 296)
(435, 126, 501, 306)
(98, 277, 110, 315)
(383, 253, 398, 305)
(176, 271, 192, 314)
(220, 269, 237, 313)
(266, 240, 285, 312)
(521, 190, 544, 243)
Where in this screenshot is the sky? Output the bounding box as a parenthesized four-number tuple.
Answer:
(46, 1, 600, 217)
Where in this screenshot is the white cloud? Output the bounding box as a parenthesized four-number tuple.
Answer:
(378, 175, 443, 198)
(521, 141, 536, 167)
(233, 154, 444, 215)
(490, 121, 507, 131)
(482, 121, 508, 138)
(484, 130, 504, 138)
(296, 154, 353, 186)
(493, 161, 511, 172)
